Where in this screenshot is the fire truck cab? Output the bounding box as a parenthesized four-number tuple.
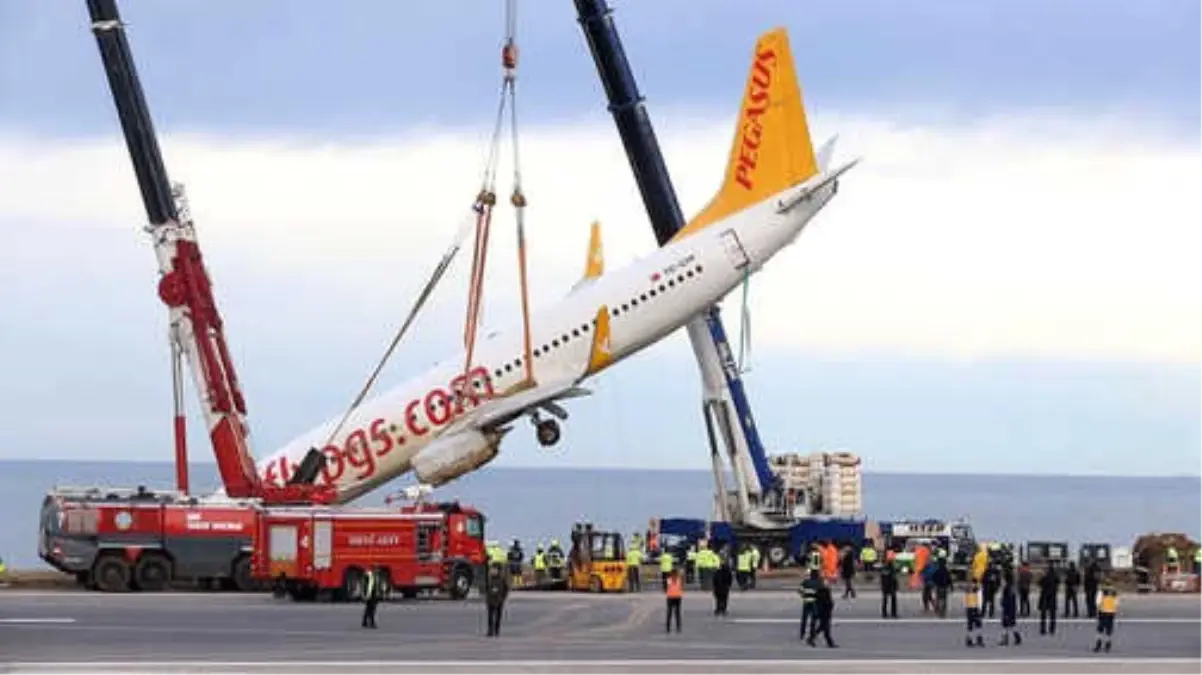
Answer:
(252, 501, 486, 602)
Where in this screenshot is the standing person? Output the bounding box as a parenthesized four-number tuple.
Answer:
(1194, 548, 1201, 576)
(361, 568, 382, 629)
(685, 545, 697, 585)
(981, 561, 1000, 618)
(712, 558, 733, 616)
(1064, 561, 1081, 618)
(1017, 562, 1033, 617)
(664, 568, 684, 633)
(963, 580, 984, 647)
(880, 553, 899, 619)
(1083, 559, 1100, 618)
(999, 571, 1022, 646)
(921, 553, 937, 613)
(485, 561, 509, 637)
(736, 546, 753, 591)
(625, 543, 643, 592)
(840, 545, 857, 599)
(659, 548, 675, 588)
(798, 567, 821, 638)
(1038, 566, 1060, 635)
(1092, 581, 1119, 652)
(507, 539, 524, 589)
(932, 556, 953, 618)
(532, 545, 547, 587)
(807, 574, 838, 648)
(749, 545, 761, 588)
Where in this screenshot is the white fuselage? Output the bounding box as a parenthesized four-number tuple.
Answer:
(255, 181, 836, 503)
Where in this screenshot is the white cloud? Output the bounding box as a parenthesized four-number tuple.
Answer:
(2, 110, 1199, 366)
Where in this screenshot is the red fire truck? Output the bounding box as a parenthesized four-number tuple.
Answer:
(38, 486, 260, 592)
(251, 501, 487, 602)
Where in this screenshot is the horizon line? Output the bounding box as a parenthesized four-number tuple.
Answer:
(2, 458, 1197, 481)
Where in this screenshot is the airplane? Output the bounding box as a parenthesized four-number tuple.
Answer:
(254, 26, 859, 504)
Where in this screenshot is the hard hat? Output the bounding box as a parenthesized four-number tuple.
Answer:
(551, 539, 559, 546)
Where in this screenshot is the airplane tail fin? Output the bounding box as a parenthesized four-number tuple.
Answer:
(672, 27, 818, 243)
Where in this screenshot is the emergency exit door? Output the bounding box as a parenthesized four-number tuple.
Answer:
(720, 229, 750, 270)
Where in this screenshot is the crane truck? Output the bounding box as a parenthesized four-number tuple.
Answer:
(573, 0, 865, 567)
(38, 0, 341, 592)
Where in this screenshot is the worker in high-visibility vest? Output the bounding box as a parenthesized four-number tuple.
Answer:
(696, 546, 718, 591)
(963, 580, 983, 647)
(1166, 546, 1180, 574)
(625, 544, 643, 592)
(659, 549, 674, 588)
(685, 546, 698, 585)
(1093, 582, 1119, 653)
(972, 545, 989, 583)
(807, 544, 822, 573)
(532, 546, 547, 587)
(749, 546, 761, 588)
(860, 543, 878, 572)
(736, 547, 754, 591)
(361, 568, 383, 629)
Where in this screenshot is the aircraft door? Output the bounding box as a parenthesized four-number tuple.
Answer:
(719, 229, 750, 270)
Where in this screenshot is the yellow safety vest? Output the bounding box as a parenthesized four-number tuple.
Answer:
(750, 548, 761, 566)
(737, 551, 752, 572)
(1099, 593, 1118, 614)
(0, 556, 6, 576)
(861, 547, 878, 563)
(660, 552, 674, 572)
(964, 589, 980, 609)
(533, 552, 546, 571)
(626, 549, 643, 567)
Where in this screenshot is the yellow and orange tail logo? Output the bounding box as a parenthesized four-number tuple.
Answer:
(671, 27, 818, 243)
(586, 305, 613, 374)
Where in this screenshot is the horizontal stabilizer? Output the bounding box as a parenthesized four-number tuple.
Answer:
(777, 158, 860, 213)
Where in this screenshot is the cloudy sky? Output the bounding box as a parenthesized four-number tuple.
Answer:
(1, 0, 1198, 478)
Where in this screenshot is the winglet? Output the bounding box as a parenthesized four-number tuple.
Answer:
(586, 305, 613, 375)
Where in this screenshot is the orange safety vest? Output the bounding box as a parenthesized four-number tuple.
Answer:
(1099, 593, 1118, 614)
(666, 575, 683, 599)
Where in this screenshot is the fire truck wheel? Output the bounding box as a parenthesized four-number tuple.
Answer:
(93, 555, 131, 593)
(133, 553, 172, 592)
(231, 555, 256, 592)
(448, 565, 473, 600)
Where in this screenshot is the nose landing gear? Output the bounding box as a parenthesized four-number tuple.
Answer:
(535, 418, 561, 447)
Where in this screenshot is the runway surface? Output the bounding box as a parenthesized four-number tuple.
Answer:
(1, 588, 1198, 673)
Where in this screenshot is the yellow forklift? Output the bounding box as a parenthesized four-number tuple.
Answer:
(566, 522, 628, 593)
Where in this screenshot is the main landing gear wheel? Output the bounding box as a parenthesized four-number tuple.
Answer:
(535, 419, 561, 447)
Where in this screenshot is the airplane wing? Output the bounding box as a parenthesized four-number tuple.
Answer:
(441, 377, 592, 437)
(440, 303, 614, 437)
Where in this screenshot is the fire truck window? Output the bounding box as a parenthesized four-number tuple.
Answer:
(465, 515, 483, 539)
(269, 525, 298, 561)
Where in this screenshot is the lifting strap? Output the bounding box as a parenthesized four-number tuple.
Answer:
(462, 0, 535, 388)
(319, 213, 478, 451)
(318, 0, 533, 451)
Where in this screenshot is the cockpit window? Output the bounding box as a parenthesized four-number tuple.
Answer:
(465, 515, 483, 539)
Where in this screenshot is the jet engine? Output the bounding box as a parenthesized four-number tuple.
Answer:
(412, 428, 507, 487)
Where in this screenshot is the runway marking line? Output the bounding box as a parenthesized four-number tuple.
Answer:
(733, 617, 1201, 625)
(8, 658, 1201, 667)
(0, 618, 76, 624)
